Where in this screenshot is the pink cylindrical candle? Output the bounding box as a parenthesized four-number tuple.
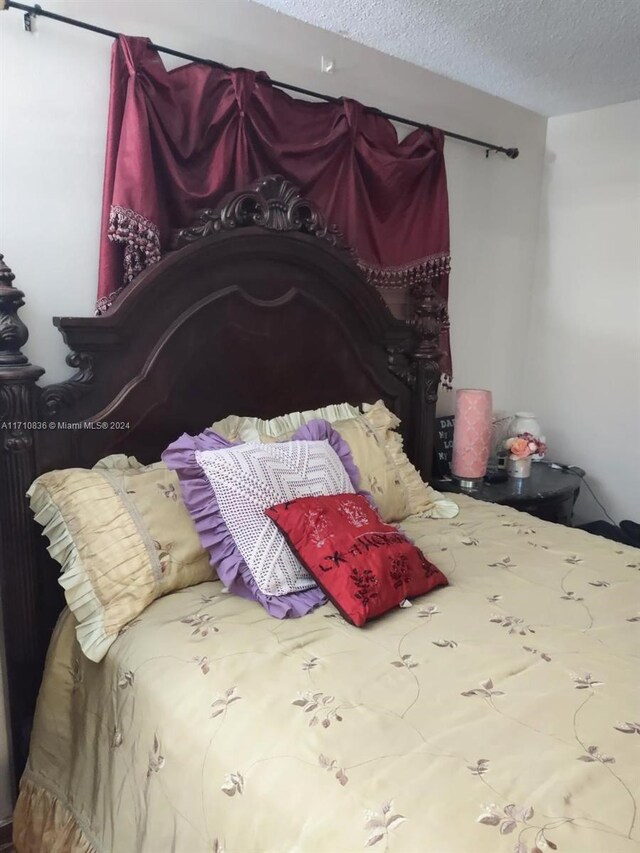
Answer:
(451, 389, 493, 481)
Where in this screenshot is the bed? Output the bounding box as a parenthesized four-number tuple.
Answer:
(1, 176, 639, 852)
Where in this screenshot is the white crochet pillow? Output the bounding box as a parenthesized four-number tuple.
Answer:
(195, 439, 355, 596)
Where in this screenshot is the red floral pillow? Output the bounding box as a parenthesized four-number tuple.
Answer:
(265, 493, 447, 626)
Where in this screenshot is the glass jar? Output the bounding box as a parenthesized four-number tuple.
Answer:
(507, 456, 532, 479)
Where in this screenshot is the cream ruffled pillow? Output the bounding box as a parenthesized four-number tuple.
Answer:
(28, 455, 213, 662)
(212, 401, 458, 522)
(361, 401, 458, 520)
(213, 402, 361, 442)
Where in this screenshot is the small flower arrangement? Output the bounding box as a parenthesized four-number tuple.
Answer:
(504, 432, 547, 459)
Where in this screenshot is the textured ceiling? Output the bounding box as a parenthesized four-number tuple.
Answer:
(253, 0, 640, 115)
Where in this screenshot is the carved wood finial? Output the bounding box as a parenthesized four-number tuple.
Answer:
(0, 253, 30, 367)
(0, 257, 93, 416)
(0, 254, 16, 286)
(411, 279, 447, 369)
(171, 175, 348, 252)
(0, 254, 45, 443)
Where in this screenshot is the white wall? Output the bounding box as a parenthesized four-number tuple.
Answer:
(0, 0, 547, 815)
(525, 100, 640, 523)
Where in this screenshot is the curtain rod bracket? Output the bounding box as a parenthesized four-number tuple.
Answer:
(23, 1, 38, 31)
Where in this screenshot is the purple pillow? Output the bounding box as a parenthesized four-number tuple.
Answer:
(162, 419, 369, 618)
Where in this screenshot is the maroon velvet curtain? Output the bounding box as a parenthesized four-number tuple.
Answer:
(99, 36, 452, 377)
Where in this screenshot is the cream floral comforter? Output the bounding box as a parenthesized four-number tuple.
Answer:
(15, 496, 640, 853)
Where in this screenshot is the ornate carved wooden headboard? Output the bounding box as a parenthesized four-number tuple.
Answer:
(0, 175, 444, 773)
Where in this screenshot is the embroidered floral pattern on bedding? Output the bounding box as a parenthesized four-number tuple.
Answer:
(15, 494, 640, 853)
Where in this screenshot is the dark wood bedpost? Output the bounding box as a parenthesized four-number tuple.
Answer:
(409, 280, 446, 481)
(0, 254, 45, 775)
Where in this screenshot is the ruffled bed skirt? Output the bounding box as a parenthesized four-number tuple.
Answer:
(13, 777, 97, 853)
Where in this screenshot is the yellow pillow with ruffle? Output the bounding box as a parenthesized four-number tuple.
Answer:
(27, 455, 213, 662)
(361, 401, 459, 520)
(212, 401, 361, 442)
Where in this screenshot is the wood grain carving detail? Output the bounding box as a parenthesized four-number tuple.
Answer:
(172, 175, 347, 251)
(411, 279, 447, 366)
(40, 351, 94, 416)
(386, 344, 416, 388)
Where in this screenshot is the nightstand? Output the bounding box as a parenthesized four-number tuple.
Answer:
(433, 463, 582, 525)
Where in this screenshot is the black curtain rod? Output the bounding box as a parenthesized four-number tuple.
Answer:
(3, 0, 519, 159)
